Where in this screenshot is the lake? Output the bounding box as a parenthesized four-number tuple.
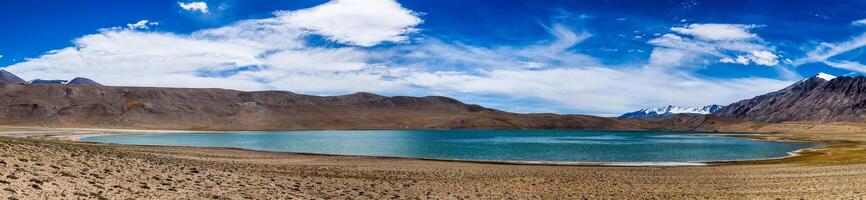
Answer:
(81, 130, 816, 165)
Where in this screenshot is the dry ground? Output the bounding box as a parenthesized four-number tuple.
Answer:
(1, 128, 866, 199)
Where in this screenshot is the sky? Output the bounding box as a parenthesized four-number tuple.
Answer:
(2, 0, 866, 116)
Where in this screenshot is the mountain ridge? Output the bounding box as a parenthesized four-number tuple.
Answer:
(619, 105, 723, 119)
(0, 82, 682, 130)
(714, 73, 866, 122)
(3, 70, 866, 130)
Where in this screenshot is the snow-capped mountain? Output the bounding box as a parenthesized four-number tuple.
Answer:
(715, 72, 866, 122)
(618, 105, 723, 119)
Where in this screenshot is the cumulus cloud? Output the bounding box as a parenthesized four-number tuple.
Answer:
(279, 0, 422, 47)
(178, 1, 209, 14)
(2, 1, 794, 114)
(190, 0, 421, 47)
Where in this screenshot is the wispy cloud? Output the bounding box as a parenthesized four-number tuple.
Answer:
(390, 24, 792, 113)
(795, 32, 866, 73)
(670, 24, 758, 41)
(853, 19, 866, 26)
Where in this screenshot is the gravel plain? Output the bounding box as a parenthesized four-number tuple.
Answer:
(1, 126, 866, 199)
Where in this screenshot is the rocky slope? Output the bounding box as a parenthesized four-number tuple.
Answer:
(0, 70, 26, 83)
(714, 73, 866, 122)
(0, 82, 676, 130)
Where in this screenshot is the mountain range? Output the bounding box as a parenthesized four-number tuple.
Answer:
(0, 70, 101, 85)
(0, 70, 861, 130)
(0, 69, 671, 130)
(619, 105, 723, 119)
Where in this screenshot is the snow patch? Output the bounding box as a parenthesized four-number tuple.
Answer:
(639, 105, 719, 115)
(815, 72, 836, 81)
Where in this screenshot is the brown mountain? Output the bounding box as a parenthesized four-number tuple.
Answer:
(0, 70, 26, 84)
(714, 73, 866, 122)
(0, 82, 678, 131)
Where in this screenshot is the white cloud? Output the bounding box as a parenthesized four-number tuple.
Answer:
(265, 48, 369, 72)
(384, 25, 790, 113)
(649, 47, 689, 66)
(747, 50, 779, 66)
(126, 20, 160, 30)
(278, 0, 422, 47)
(795, 32, 866, 73)
(822, 60, 866, 73)
(853, 19, 866, 26)
(718, 51, 779, 66)
(189, 0, 422, 47)
(719, 56, 747, 65)
(5, 30, 267, 90)
(670, 23, 758, 41)
(179, 1, 209, 14)
(4, 0, 421, 94)
(800, 32, 866, 63)
(1, 1, 795, 114)
(648, 23, 780, 67)
(387, 24, 596, 72)
(192, 16, 306, 50)
(403, 68, 791, 113)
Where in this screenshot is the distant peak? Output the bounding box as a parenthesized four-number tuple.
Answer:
(68, 77, 102, 85)
(815, 72, 836, 81)
(0, 69, 26, 83)
(619, 104, 723, 119)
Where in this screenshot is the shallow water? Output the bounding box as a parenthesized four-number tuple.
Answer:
(81, 130, 817, 163)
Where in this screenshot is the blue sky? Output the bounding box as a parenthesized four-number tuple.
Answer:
(2, 0, 866, 115)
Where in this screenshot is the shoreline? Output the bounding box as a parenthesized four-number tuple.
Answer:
(0, 126, 825, 167)
(3, 126, 866, 198)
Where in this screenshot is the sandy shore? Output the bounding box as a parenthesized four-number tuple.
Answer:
(2, 126, 866, 199)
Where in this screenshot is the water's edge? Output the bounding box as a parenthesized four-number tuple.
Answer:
(76, 130, 821, 167)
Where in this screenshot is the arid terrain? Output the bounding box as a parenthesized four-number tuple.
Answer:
(3, 75, 866, 199)
(1, 123, 866, 199)
(5, 0, 866, 198)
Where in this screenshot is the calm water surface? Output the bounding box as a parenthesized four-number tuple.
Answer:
(81, 130, 816, 163)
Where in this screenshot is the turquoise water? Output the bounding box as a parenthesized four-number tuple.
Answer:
(81, 130, 816, 163)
